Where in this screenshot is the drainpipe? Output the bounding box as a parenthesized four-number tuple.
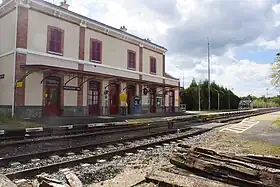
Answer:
(11, 2, 19, 118)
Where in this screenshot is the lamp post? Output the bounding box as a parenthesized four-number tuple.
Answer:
(228, 88, 233, 109)
(198, 83, 201, 111)
(207, 39, 211, 111)
(176, 66, 184, 88)
(213, 89, 220, 111)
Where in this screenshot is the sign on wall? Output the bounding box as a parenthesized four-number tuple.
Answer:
(16, 82, 23, 88)
(63, 86, 81, 91)
(0, 74, 4, 79)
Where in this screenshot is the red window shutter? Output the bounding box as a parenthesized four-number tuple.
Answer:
(91, 40, 96, 60)
(91, 40, 101, 62)
(96, 41, 101, 61)
(133, 53, 135, 68)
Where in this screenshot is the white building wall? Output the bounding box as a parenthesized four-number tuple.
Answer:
(0, 54, 14, 105)
(142, 48, 163, 76)
(63, 75, 78, 106)
(25, 72, 43, 106)
(27, 9, 79, 59)
(85, 29, 139, 71)
(0, 10, 15, 54)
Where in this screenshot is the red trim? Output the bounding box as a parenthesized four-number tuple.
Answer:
(127, 49, 136, 70)
(47, 25, 64, 55)
(15, 6, 29, 107)
(79, 27, 85, 60)
(150, 56, 156, 74)
(90, 38, 102, 63)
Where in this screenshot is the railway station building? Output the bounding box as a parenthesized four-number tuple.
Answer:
(0, 0, 180, 118)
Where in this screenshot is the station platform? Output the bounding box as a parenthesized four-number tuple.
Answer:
(25, 112, 192, 126)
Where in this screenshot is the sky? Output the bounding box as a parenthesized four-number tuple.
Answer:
(2, 0, 280, 97)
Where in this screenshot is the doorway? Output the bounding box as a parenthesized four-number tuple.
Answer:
(169, 90, 175, 112)
(109, 83, 120, 115)
(149, 88, 156, 113)
(44, 76, 61, 116)
(88, 81, 100, 116)
(127, 85, 136, 114)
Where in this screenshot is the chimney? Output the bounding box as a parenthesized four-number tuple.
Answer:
(145, 38, 151, 42)
(60, 0, 69, 9)
(120, 26, 127, 32)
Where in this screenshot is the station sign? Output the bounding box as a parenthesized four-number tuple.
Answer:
(63, 86, 81, 91)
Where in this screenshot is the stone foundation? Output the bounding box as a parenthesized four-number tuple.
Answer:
(62, 106, 88, 116)
(0, 105, 12, 117)
(0, 105, 181, 119)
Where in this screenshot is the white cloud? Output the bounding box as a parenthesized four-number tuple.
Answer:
(12, 0, 280, 97)
(63, 0, 280, 97)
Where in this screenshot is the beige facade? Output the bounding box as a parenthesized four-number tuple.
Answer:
(0, 54, 14, 105)
(27, 9, 80, 59)
(0, 0, 180, 118)
(0, 9, 15, 54)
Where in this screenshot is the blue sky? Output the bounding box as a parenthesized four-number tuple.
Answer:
(236, 49, 278, 65)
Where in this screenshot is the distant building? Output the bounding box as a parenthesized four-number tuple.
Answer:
(239, 100, 252, 108)
(0, 0, 180, 118)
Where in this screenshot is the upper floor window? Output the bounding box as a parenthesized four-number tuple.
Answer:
(90, 39, 102, 63)
(47, 26, 64, 55)
(127, 50, 136, 70)
(150, 57, 156, 74)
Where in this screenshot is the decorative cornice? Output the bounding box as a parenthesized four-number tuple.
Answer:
(53, 9, 61, 17)
(17, 0, 30, 8)
(80, 20, 87, 28)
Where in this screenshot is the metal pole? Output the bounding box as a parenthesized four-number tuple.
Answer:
(198, 84, 201, 111)
(217, 92, 220, 111)
(183, 71, 185, 89)
(266, 88, 268, 108)
(207, 38, 211, 111)
(228, 90, 230, 109)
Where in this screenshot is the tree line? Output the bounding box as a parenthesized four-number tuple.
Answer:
(240, 95, 280, 108)
(180, 79, 240, 110)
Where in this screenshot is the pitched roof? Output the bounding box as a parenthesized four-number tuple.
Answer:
(165, 72, 178, 80)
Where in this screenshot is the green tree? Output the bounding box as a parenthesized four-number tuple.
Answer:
(180, 78, 241, 110)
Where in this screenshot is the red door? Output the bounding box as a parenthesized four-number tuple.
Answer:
(150, 88, 156, 113)
(88, 81, 100, 115)
(44, 77, 61, 116)
(110, 84, 119, 115)
(127, 85, 135, 114)
(169, 91, 175, 112)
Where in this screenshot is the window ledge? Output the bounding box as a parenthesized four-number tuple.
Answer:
(47, 51, 63, 56)
(127, 67, 136, 71)
(90, 59, 101, 64)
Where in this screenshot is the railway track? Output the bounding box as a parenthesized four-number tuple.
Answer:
(0, 111, 261, 157)
(1, 108, 278, 183)
(0, 110, 255, 143)
(0, 110, 257, 141)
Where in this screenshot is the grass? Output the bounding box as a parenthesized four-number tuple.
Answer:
(273, 118, 280, 127)
(0, 115, 43, 129)
(199, 132, 280, 156)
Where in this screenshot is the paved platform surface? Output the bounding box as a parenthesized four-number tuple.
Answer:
(25, 112, 191, 125)
(221, 111, 280, 145)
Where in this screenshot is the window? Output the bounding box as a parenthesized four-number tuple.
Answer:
(47, 26, 64, 54)
(127, 50, 136, 69)
(150, 57, 156, 74)
(90, 39, 102, 63)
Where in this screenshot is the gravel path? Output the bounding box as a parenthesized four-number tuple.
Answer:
(18, 130, 217, 187)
